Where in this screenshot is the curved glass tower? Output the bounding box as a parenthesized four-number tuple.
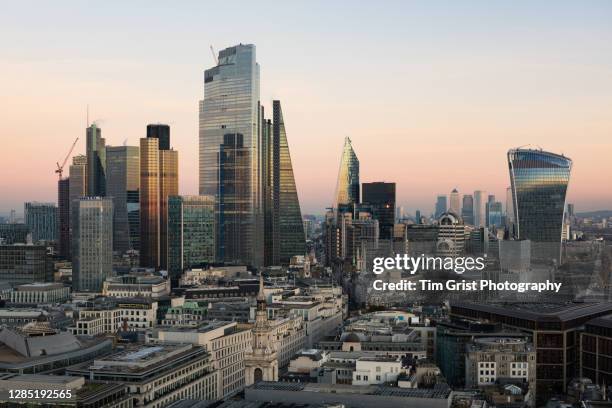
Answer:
(199, 44, 263, 267)
(335, 137, 360, 210)
(507, 148, 572, 263)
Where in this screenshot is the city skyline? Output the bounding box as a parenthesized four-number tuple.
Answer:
(2, 1, 612, 214)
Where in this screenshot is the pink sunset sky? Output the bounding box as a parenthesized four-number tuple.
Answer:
(1, 1, 611, 215)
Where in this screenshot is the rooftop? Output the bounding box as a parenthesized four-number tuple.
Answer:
(15, 283, 67, 291)
(249, 382, 451, 399)
(451, 301, 612, 323)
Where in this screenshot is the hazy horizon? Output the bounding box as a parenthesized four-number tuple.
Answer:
(2, 1, 612, 215)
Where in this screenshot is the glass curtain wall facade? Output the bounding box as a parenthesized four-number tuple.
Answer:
(159, 149, 178, 270)
(86, 123, 106, 196)
(139, 135, 178, 269)
(24, 202, 57, 242)
(168, 195, 215, 283)
(435, 195, 448, 219)
(68, 155, 87, 260)
(461, 194, 474, 225)
(140, 138, 160, 268)
(72, 197, 113, 292)
(508, 148, 572, 263)
(362, 182, 396, 240)
(199, 44, 263, 267)
(487, 201, 503, 228)
(218, 133, 250, 263)
(106, 146, 140, 254)
(57, 178, 70, 258)
(271, 100, 305, 264)
(335, 137, 360, 210)
(147, 124, 170, 150)
(473, 191, 488, 228)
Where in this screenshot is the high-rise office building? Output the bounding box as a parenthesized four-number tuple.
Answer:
(167, 195, 215, 283)
(68, 155, 87, 259)
(72, 197, 113, 291)
(435, 195, 447, 219)
(159, 146, 178, 270)
(487, 201, 503, 228)
(69, 155, 88, 193)
(507, 148, 572, 263)
(396, 206, 405, 221)
(362, 182, 395, 240)
(57, 177, 70, 258)
(449, 188, 461, 215)
(473, 191, 488, 227)
(461, 194, 474, 225)
(217, 133, 251, 264)
(106, 146, 140, 254)
(264, 100, 306, 265)
(335, 137, 360, 210)
(199, 44, 263, 267)
(485, 194, 496, 226)
(147, 124, 170, 150)
(24, 202, 57, 242)
(140, 130, 178, 269)
(86, 123, 106, 196)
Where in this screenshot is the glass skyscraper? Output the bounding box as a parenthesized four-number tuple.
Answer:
(140, 131, 178, 270)
(449, 188, 461, 215)
(335, 137, 360, 210)
(168, 195, 215, 283)
(72, 197, 113, 292)
(199, 44, 263, 267)
(24, 202, 57, 242)
(68, 155, 87, 260)
(362, 182, 395, 240)
(461, 194, 474, 225)
(106, 145, 140, 254)
(86, 123, 106, 196)
(435, 195, 448, 219)
(147, 124, 170, 150)
(507, 148, 572, 263)
(487, 201, 503, 228)
(268, 100, 306, 265)
(473, 190, 488, 227)
(57, 177, 70, 258)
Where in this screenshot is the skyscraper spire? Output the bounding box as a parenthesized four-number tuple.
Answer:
(255, 273, 268, 326)
(257, 273, 265, 302)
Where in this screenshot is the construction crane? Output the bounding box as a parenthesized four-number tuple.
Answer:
(210, 45, 218, 65)
(55, 137, 79, 180)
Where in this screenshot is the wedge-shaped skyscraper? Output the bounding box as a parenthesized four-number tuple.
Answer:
(508, 148, 572, 263)
(264, 100, 306, 265)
